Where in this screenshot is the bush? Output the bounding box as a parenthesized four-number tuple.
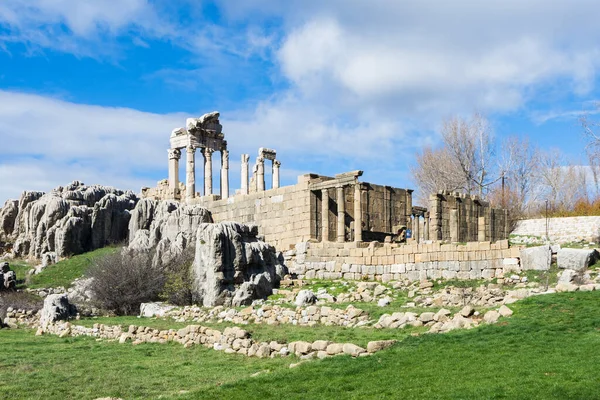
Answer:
(159, 248, 196, 306)
(0, 291, 43, 321)
(86, 251, 166, 315)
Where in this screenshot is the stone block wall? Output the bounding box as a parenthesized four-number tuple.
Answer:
(512, 216, 600, 243)
(188, 180, 313, 250)
(288, 240, 520, 283)
(429, 191, 508, 243)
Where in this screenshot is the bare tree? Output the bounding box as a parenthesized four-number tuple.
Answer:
(581, 111, 600, 198)
(537, 149, 589, 213)
(412, 113, 500, 202)
(499, 136, 542, 214)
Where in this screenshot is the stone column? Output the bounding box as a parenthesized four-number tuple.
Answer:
(337, 186, 345, 243)
(257, 157, 265, 191)
(321, 188, 329, 242)
(413, 215, 420, 243)
(424, 212, 430, 241)
(241, 154, 249, 195)
(168, 148, 181, 199)
(273, 160, 281, 189)
(450, 209, 459, 243)
(221, 149, 229, 199)
(204, 148, 213, 196)
(186, 145, 196, 202)
(354, 183, 362, 242)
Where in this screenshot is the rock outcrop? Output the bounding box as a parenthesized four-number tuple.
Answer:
(127, 198, 213, 266)
(39, 293, 77, 330)
(0, 181, 138, 260)
(192, 222, 287, 307)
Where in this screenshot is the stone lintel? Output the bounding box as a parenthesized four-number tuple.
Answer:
(259, 147, 277, 161)
(334, 170, 363, 180)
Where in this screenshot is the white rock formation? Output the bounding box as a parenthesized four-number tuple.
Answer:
(39, 293, 77, 330)
(192, 222, 287, 307)
(0, 181, 137, 260)
(127, 198, 212, 266)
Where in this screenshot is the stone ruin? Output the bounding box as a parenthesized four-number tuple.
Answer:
(140, 112, 509, 251)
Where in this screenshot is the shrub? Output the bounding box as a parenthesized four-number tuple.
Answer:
(0, 291, 43, 321)
(86, 251, 166, 315)
(159, 248, 196, 306)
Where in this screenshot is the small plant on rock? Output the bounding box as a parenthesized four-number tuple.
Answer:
(159, 248, 196, 306)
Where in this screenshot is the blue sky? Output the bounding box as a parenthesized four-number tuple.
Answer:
(1, 0, 599, 203)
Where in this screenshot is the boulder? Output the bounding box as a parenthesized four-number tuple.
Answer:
(498, 305, 513, 317)
(342, 343, 366, 357)
(520, 245, 551, 271)
(367, 340, 397, 353)
(483, 310, 500, 324)
(0, 261, 16, 291)
(191, 222, 287, 307)
(139, 302, 176, 318)
(295, 290, 317, 307)
(459, 305, 475, 318)
(557, 248, 598, 271)
(39, 294, 77, 329)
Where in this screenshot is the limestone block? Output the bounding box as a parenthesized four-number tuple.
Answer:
(520, 245, 551, 271)
(557, 248, 598, 271)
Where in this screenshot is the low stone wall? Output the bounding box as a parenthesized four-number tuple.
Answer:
(512, 216, 600, 243)
(41, 321, 394, 359)
(166, 304, 370, 327)
(287, 240, 521, 282)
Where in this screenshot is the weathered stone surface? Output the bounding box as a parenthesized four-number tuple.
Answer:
(498, 305, 513, 317)
(192, 222, 287, 307)
(139, 302, 176, 318)
(557, 248, 598, 271)
(1, 181, 137, 260)
(0, 261, 16, 291)
(483, 310, 500, 324)
(520, 245, 551, 271)
(127, 198, 212, 266)
(343, 343, 366, 357)
(295, 290, 317, 307)
(367, 340, 396, 353)
(39, 294, 77, 329)
(459, 305, 475, 318)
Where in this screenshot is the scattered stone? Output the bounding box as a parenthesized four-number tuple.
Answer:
(460, 305, 475, 318)
(295, 290, 317, 307)
(498, 305, 513, 317)
(483, 310, 500, 324)
(367, 340, 396, 353)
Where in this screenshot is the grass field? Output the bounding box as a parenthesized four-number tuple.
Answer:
(13, 246, 120, 289)
(2, 290, 600, 399)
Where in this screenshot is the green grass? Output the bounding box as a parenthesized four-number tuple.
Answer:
(26, 246, 120, 289)
(3, 291, 600, 399)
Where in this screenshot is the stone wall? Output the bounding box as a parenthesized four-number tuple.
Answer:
(287, 240, 520, 283)
(512, 216, 600, 243)
(428, 191, 508, 243)
(187, 178, 313, 251)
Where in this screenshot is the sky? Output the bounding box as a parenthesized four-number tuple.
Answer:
(1, 0, 599, 204)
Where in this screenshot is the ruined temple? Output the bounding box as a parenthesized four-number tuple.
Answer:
(142, 111, 509, 251)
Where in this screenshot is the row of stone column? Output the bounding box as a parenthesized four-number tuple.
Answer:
(320, 184, 362, 243)
(240, 154, 281, 195)
(168, 146, 229, 201)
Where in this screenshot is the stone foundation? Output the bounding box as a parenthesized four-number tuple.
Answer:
(287, 240, 521, 282)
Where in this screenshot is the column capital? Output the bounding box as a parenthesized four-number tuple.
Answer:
(273, 159, 281, 167)
(168, 148, 182, 160)
(204, 147, 214, 156)
(186, 145, 196, 153)
(242, 153, 250, 163)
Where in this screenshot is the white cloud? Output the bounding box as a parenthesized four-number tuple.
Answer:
(0, 90, 185, 201)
